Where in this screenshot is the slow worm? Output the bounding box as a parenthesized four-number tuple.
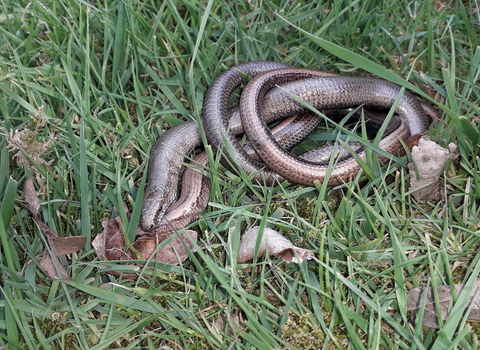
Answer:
(240, 69, 429, 185)
(140, 62, 431, 233)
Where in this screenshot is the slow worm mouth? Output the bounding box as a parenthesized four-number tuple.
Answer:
(140, 200, 164, 232)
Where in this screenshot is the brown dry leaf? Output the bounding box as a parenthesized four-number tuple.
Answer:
(93, 217, 134, 262)
(39, 254, 71, 280)
(93, 217, 197, 277)
(21, 177, 85, 279)
(131, 232, 197, 264)
(238, 226, 313, 264)
(91, 228, 107, 261)
(407, 279, 480, 328)
(101, 216, 130, 261)
(23, 177, 40, 216)
(407, 136, 457, 201)
(48, 236, 87, 257)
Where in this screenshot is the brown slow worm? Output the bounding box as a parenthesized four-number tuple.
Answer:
(202, 62, 338, 185)
(140, 62, 432, 233)
(239, 69, 429, 185)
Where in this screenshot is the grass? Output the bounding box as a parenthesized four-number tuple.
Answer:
(0, 0, 479, 348)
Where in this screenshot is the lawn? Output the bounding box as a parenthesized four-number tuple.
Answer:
(0, 0, 479, 349)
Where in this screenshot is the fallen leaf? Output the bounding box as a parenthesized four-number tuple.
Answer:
(48, 236, 87, 257)
(407, 136, 456, 201)
(21, 177, 86, 280)
(238, 226, 313, 264)
(39, 253, 71, 280)
(407, 279, 480, 328)
(23, 177, 40, 216)
(131, 231, 197, 264)
(93, 217, 198, 278)
(103, 216, 130, 261)
(91, 228, 107, 261)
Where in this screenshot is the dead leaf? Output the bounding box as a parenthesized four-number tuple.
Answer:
(103, 216, 130, 261)
(407, 136, 457, 201)
(131, 231, 197, 263)
(39, 253, 71, 280)
(93, 217, 198, 277)
(23, 177, 40, 216)
(238, 226, 313, 264)
(91, 228, 107, 261)
(407, 279, 480, 328)
(20, 177, 86, 280)
(48, 236, 87, 257)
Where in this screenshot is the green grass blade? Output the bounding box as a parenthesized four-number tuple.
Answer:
(112, 0, 127, 86)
